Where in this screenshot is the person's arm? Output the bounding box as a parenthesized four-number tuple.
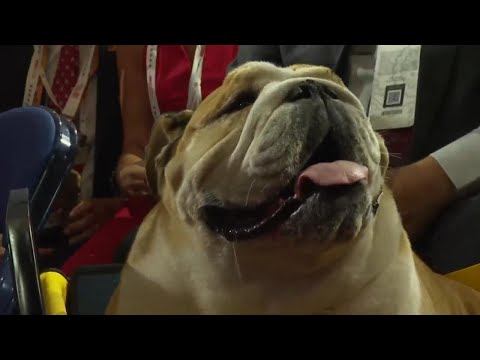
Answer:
(116, 45, 154, 159)
(388, 126, 480, 241)
(63, 46, 156, 246)
(114, 45, 153, 196)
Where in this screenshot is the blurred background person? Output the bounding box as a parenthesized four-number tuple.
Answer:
(60, 44, 238, 275)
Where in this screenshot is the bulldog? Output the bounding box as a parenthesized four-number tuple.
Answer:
(107, 62, 480, 315)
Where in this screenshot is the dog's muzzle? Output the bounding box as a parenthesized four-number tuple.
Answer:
(200, 77, 382, 242)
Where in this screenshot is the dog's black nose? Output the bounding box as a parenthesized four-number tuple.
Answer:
(286, 80, 337, 103)
(286, 80, 317, 102)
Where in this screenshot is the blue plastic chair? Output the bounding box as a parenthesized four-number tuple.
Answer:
(0, 106, 77, 315)
(2, 188, 44, 314)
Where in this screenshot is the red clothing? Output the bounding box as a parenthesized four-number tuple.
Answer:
(61, 45, 238, 276)
(60, 196, 155, 277)
(154, 45, 239, 112)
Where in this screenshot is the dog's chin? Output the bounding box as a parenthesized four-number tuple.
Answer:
(200, 179, 373, 245)
(281, 182, 371, 242)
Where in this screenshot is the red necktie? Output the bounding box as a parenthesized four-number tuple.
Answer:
(49, 45, 80, 112)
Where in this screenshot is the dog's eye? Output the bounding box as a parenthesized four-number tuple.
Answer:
(222, 92, 257, 114)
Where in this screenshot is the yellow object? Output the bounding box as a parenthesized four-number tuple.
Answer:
(447, 263, 480, 292)
(40, 271, 68, 315)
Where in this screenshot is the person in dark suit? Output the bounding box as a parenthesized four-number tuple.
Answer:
(229, 45, 480, 274)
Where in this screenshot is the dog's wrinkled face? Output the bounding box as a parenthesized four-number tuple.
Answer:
(146, 62, 388, 275)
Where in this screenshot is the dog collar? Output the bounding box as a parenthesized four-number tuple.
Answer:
(372, 188, 383, 216)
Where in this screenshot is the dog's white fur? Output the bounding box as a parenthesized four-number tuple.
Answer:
(107, 62, 480, 315)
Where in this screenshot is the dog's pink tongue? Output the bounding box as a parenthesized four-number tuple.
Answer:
(294, 161, 368, 199)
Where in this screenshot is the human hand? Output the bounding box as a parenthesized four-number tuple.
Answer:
(116, 153, 149, 197)
(64, 198, 124, 246)
(0, 234, 54, 260)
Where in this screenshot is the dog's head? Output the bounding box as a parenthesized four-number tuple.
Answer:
(146, 62, 388, 279)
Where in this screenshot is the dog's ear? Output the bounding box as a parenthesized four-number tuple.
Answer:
(145, 110, 193, 196)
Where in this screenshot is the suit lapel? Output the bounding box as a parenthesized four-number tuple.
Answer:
(411, 45, 458, 161)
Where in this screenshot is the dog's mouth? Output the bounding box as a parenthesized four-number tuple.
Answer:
(202, 131, 370, 242)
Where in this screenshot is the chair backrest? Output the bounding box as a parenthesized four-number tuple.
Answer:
(0, 106, 77, 237)
(3, 189, 44, 315)
(0, 251, 15, 314)
(0, 106, 77, 315)
(66, 263, 122, 315)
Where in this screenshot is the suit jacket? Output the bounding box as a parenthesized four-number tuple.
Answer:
(412, 45, 480, 162)
(229, 45, 480, 165)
